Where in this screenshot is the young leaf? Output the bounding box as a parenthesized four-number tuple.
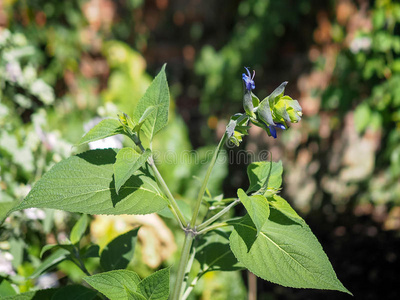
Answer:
(137, 267, 170, 300)
(76, 119, 124, 147)
(229, 212, 351, 294)
(237, 188, 270, 235)
(268, 195, 304, 224)
(70, 214, 89, 245)
(30, 248, 70, 278)
(133, 64, 170, 141)
(247, 161, 283, 193)
(14, 149, 168, 216)
(100, 228, 140, 271)
(40, 244, 74, 258)
(114, 148, 152, 194)
(84, 270, 141, 300)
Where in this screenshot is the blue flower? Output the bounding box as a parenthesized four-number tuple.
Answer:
(268, 123, 286, 139)
(242, 67, 255, 91)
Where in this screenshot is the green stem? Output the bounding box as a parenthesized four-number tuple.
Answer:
(171, 233, 195, 300)
(129, 134, 187, 228)
(197, 222, 229, 235)
(190, 133, 227, 228)
(197, 199, 240, 231)
(148, 156, 187, 228)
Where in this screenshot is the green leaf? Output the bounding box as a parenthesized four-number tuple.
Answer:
(0, 193, 18, 223)
(247, 161, 283, 193)
(237, 189, 270, 235)
(100, 228, 140, 271)
(133, 64, 170, 141)
(267, 195, 303, 224)
(50, 285, 99, 300)
(0, 279, 16, 297)
(40, 244, 74, 258)
(81, 244, 100, 258)
(229, 212, 351, 294)
(70, 214, 89, 245)
(15, 149, 167, 216)
(114, 148, 151, 195)
(76, 119, 124, 147)
(84, 270, 141, 300)
(125, 287, 147, 300)
(138, 268, 170, 300)
(30, 248, 70, 278)
(195, 230, 243, 273)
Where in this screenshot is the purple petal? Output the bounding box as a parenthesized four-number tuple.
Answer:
(268, 125, 277, 138)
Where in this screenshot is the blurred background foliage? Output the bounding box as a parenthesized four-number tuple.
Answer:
(0, 0, 400, 299)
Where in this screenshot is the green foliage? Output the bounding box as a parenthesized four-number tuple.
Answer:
(30, 248, 71, 279)
(70, 215, 90, 245)
(133, 64, 170, 142)
(114, 148, 152, 195)
(76, 119, 124, 147)
(247, 160, 283, 193)
(195, 230, 243, 273)
(229, 213, 351, 294)
(137, 268, 170, 300)
(237, 189, 270, 235)
(84, 269, 170, 300)
(14, 149, 167, 216)
(100, 228, 140, 272)
(84, 270, 141, 300)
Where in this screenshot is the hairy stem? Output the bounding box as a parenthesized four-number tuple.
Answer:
(197, 199, 240, 231)
(197, 222, 229, 235)
(130, 135, 187, 228)
(171, 232, 195, 300)
(190, 133, 227, 228)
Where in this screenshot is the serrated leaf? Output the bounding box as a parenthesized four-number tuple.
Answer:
(133, 64, 170, 141)
(195, 230, 243, 273)
(229, 212, 351, 294)
(76, 119, 124, 147)
(124, 287, 147, 300)
(237, 189, 270, 235)
(114, 148, 151, 194)
(84, 270, 141, 300)
(247, 161, 283, 193)
(100, 228, 140, 271)
(30, 248, 70, 278)
(70, 214, 89, 245)
(138, 268, 170, 300)
(14, 149, 167, 216)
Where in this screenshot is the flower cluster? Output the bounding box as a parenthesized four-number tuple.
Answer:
(241, 67, 302, 139)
